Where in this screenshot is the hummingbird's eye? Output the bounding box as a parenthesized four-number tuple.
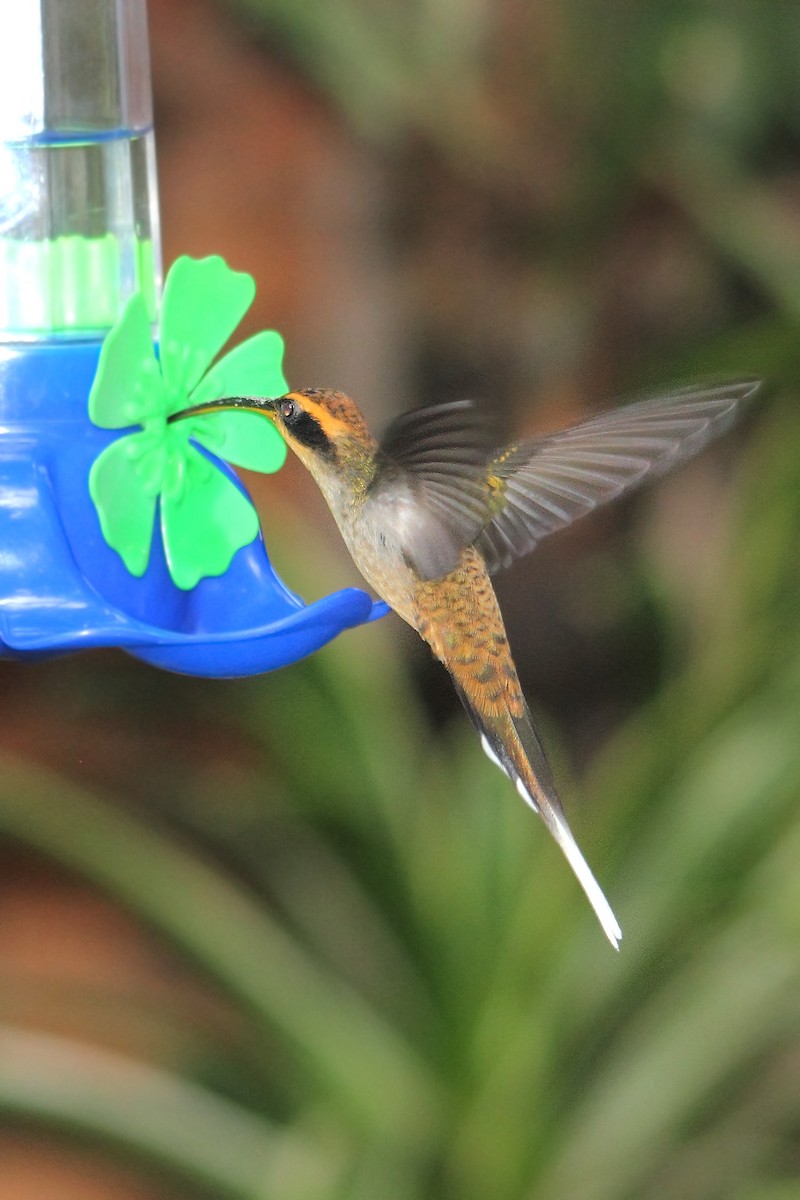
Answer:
(280, 398, 298, 422)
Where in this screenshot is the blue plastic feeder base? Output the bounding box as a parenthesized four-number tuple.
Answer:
(0, 342, 387, 676)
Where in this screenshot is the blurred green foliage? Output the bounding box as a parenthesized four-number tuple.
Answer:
(1, 0, 800, 1196)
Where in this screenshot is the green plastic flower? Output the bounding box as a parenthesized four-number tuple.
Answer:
(89, 256, 288, 590)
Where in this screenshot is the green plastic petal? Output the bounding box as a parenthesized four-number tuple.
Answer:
(188, 330, 288, 407)
(88, 434, 158, 576)
(159, 256, 256, 405)
(89, 293, 163, 429)
(160, 445, 260, 590)
(187, 410, 286, 474)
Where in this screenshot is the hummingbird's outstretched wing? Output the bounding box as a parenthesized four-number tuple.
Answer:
(476, 380, 759, 572)
(378, 380, 757, 578)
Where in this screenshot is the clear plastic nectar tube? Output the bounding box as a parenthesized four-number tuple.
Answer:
(0, 0, 161, 341)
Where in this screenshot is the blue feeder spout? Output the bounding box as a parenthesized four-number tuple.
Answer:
(0, 1, 387, 676)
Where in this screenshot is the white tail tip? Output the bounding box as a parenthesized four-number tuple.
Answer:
(512, 776, 621, 948)
(550, 810, 622, 949)
(486, 744, 620, 948)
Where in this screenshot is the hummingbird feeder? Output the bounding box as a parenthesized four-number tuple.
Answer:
(0, 0, 386, 676)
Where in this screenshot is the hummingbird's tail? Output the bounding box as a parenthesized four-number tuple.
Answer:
(529, 780, 623, 951)
(457, 687, 622, 949)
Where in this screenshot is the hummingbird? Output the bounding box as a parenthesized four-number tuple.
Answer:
(177, 379, 757, 947)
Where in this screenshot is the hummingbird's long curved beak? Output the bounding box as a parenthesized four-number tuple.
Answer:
(169, 396, 278, 423)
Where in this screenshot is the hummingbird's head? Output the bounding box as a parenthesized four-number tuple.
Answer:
(175, 388, 378, 488)
(270, 389, 376, 466)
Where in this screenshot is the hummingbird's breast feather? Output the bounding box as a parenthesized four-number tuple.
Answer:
(332, 481, 427, 624)
(335, 482, 523, 720)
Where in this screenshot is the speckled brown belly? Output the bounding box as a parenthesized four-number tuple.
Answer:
(410, 545, 524, 719)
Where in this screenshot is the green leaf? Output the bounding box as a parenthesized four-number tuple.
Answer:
(190, 410, 287, 473)
(160, 446, 260, 589)
(88, 292, 162, 429)
(0, 749, 442, 1148)
(88, 434, 158, 576)
(188, 330, 289, 406)
(159, 256, 256, 404)
(0, 1024, 336, 1200)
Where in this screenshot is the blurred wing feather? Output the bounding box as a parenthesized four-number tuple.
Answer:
(477, 381, 758, 572)
(376, 400, 497, 578)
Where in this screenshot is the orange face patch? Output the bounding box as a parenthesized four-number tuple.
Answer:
(285, 390, 372, 445)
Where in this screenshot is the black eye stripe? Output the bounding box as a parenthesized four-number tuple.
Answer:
(285, 407, 335, 456)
